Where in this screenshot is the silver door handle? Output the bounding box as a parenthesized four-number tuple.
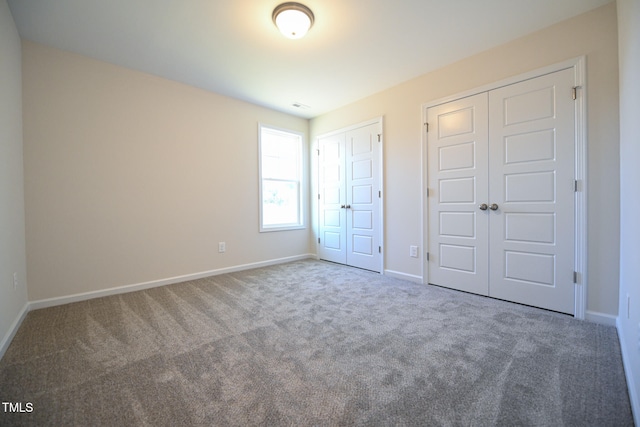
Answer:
(341, 205, 346, 209)
(479, 203, 488, 211)
(490, 203, 499, 211)
(345, 205, 351, 209)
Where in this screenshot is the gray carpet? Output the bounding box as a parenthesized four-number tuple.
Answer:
(0, 260, 633, 426)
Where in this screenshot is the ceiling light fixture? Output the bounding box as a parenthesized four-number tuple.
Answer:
(272, 2, 314, 39)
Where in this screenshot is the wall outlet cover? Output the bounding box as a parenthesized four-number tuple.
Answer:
(410, 246, 419, 258)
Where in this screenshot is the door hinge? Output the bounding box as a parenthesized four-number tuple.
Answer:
(378, 190, 381, 198)
(426, 188, 429, 197)
(573, 271, 578, 284)
(318, 237, 320, 244)
(426, 252, 429, 261)
(318, 193, 321, 200)
(572, 86, 582, 100)
(425, 122, 429, 132)
(574, 180, 578, 192)
(379, 246, 382, 254)
(377, 134, 381, 142)
(316, 149, 320, 156)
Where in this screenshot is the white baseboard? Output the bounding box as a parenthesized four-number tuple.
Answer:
(584, 310, 618, 326)
(617, 317, 640, 426)
(384, 269, 423, 284)
(0, 302, 29, 360)
(30, 254, 316, 311)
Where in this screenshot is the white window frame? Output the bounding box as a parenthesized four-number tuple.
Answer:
(258, 124, 306, 232)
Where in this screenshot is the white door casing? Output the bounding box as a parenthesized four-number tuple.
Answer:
(426, 68, 578, 315)
(318, 120, 382, 272)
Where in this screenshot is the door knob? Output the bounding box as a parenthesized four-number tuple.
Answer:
(479, 203, 488, 211)
(490, 203, 499, 211)
(340, 205, 346, 209)
(345, 205, 351, 209)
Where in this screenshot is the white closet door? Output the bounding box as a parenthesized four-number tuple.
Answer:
(346, 123, 381, 272)
(488, 68, 576, 314)
(317, 121, 382, 273)
(318, 133, 347, 264)
(427, 93, 490, 295)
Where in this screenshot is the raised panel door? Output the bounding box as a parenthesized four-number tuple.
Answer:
(488, 69, 576, 314)
(346, 123, 381, 271)
(318, 133, 346, 264)
(317, 121, 382, 273)
(427, 93, 490, 295)
(426, 69, 576, 315)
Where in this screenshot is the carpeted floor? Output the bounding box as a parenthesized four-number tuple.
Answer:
(0, 260, 633, 426)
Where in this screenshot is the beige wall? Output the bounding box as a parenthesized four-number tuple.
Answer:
(0, 0, 28, 353)
(617, 0, 640, 418)
(23, 41, 311, 301)
(311, 3, 620, 316)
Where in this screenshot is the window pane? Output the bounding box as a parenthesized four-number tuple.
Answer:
(262, 180, 300, 226)
(261, 136, 300, 181)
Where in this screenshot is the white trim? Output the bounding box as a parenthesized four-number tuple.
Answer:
(617, 317, 640, 427)
(584, 310, 617, 326)
(378, 116, 385, 274)
(573, 57, 588, 320)
(0, 302, 29, 360)
(421, 57, 588, 320)
(384, 269, 423, 284)
(421, 104, 428, 284)
(30, 254, 315, 311)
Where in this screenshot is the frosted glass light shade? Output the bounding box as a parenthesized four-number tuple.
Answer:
(272, 3, 314, 39)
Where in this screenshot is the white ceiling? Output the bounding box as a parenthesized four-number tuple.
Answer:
(8, 0, 612, 119)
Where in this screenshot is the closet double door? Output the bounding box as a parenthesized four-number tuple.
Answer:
(318, 121, 382, 272)
(427, 69, 576, 314)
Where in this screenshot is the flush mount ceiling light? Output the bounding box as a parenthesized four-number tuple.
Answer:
(272, 2, 314, 39)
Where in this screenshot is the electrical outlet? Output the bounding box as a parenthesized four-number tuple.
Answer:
(410, 246, 419, 258)
(218, 242, 226, 253)
(13, 272, 18, 290)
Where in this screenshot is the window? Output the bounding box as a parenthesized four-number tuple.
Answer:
(259, 125, 305, 231)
